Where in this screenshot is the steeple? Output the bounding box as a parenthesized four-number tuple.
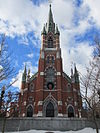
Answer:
(46, 4, 55, 33)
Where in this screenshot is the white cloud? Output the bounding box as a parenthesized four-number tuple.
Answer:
(27, 53, 34, 58)
(24, 61, 38, 75)
(1, 0, 99, 85)
(0, 0, 75, 37)
(62, 42, 94, 75)
(11, 69, 23, 89)
(83, 0, 100, 27)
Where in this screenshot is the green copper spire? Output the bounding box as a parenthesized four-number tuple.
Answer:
(47, 4, 55, 33)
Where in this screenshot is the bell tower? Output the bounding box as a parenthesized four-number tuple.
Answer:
(35, 4, 63, 116)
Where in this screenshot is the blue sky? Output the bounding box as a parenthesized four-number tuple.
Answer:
(0, 0, 100, 91)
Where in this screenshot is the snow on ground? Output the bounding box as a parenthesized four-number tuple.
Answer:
(3, 128, 99, 133)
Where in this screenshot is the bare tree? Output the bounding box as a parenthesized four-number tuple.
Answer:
(0, 35, 18, 133)
(0, 35, 17, 112)
(80, 38, 100, 133)
(0, 35, 15, 82)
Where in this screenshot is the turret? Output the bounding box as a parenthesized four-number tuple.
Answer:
(41, 24, 47, 35)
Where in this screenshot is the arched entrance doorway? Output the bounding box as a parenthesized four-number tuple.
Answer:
(68, 106, 74, 117)
(46, 102, 54, 117)
(27, 105, 33, 117)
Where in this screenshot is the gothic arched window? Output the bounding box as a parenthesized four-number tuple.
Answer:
(27, 105, 33, 117)
(48, 37, 53, 48)
(68, 106, 74, 117)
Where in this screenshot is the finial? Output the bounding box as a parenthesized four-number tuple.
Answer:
(49, 0, 52, 10)
(50, 4, 51, 8)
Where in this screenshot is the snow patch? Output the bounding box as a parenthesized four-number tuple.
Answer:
(3, 128, 99, 133)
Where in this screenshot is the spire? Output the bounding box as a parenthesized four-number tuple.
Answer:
(48, 4, 53, 23)
(71, 68, 73, 77)
(74, 64, 78, 74)
(22, 65, 27, 82)
(74, 64, 79, 83)
(27, 68, 30, 82)
(47, 4, 55, 33)
(55, 24, 60, 35)
(24, 64, 27, 74)
(41, 24, 46, 35)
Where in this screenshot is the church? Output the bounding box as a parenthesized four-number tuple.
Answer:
(18, 4, 82, 118)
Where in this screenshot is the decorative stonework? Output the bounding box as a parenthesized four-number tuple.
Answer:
(37, 111, 42, 116)
(24, 101, 26, 106)
(40, 72, 44, 76)
(58, 101, 62, 105)
(38, 101, 43, 106)
(43, 94, 58, 117)
(56, 51, 60, 58)
(45, 48, 56, 51)
(57, 72, 61, 76)
(58, 113, 63, 116)
(41, 51, 44, 59)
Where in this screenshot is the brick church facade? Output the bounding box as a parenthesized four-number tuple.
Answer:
(18, 5, 82, 118)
